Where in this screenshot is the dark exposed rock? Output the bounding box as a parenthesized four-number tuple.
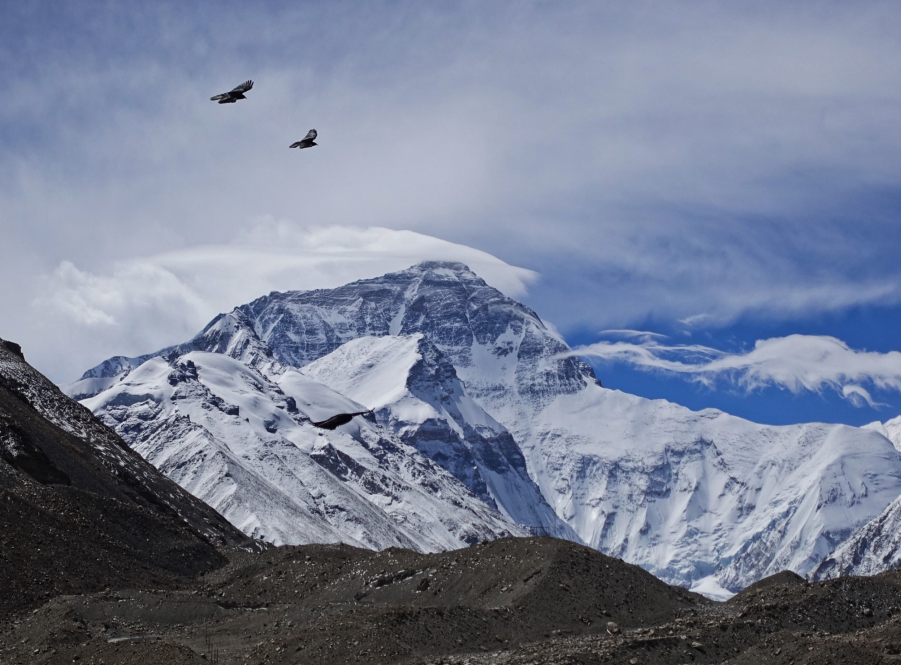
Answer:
(1, 340, 23, 358)
(4, 535, 898, 664)
(232, 262, 601, 408)
(0, 337, 255, 618)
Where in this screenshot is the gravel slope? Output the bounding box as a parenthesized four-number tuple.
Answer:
(4, 536, 901, 664)
(0, 338, 253, 618)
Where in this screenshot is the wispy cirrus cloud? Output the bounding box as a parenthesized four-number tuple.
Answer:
(568, 334, 901, 408)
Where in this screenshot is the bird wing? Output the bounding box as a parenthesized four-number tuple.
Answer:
(304, 129, 318, 141)
(311, 415, 346, 430)
(289, 142, 302, 149)
(231, 80, 254, 93)
(210, 93, 228, 101)
(311, 410, 370, 429)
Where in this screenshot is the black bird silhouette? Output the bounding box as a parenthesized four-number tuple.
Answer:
(210, 80, 254, 104)
(290, 129, 318, 149)
(311, 410, 370, 430)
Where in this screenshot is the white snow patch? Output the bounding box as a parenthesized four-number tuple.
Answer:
(690, 576, 735, 601)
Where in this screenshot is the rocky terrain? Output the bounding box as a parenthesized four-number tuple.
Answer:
(4, 534, 901, 664)
(0, 338, 257, 619)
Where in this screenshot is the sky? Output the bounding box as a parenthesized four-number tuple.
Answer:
(3, 1, 901, 426)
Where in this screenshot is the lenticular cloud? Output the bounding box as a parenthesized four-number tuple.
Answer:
(568, 334, 901, 405)
(30, 222, 537, 382)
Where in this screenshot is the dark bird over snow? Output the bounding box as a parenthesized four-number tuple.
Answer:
(290, 129, 318, 149)
(210, 80, 254, 104)
(311, 410, 370, 430)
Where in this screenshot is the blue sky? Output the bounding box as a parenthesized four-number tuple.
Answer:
(568, 304, 901, 426)
(3, 2, 901, 426)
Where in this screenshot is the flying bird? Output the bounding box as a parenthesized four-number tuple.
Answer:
(311, 411, 370, 430)
(290, 129, 318, 149)
(210, 80, 254, 104)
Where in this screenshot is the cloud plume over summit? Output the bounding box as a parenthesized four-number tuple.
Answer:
(31, 223, 536, 382)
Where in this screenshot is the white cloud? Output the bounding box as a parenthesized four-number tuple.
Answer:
(35, 260, 211, 362)
(28, 223, 536, 381)
(568, 334, 901, 407)
(598, 329, 670, 341)
(842, 385, 884, 409)
(7, 4, 901, 380)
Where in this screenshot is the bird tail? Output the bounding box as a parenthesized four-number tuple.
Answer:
(210, 94, 227, 101)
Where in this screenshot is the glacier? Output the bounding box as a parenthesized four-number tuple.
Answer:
(80, 350, 522, 550)
(66, 261, 901, 594)
(812, 415, 901, 580)
(302, 333, 574, 538)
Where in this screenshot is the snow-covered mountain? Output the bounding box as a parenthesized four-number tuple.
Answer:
(811, 416, 901, 580)
(68, 261, 901, 594)
(302, 333, 573, 536)
(78, 348, 521, 550)
(813, 494, 901, 581)
(525, 391, 901, 598)
(864, 415, 901, 453)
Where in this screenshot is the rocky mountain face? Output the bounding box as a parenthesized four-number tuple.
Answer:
(814, 496, 901, 581)
(78, 348, 523, 550)
(0, 337, 253, 617)
(68, 262, 901, 595)
(230, 262, 600, 420)
(301, 333, 573, 537)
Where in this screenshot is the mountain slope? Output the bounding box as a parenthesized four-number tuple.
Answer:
(814, 495, 901, 580)
(0, 338, 253, 617)
(0, 338, 248, 548)
(864, 415, 901, 453)
(813, 415, 901, 579)
(302, 333, 574, 537)
(524, 386, 901, 595)
(82, 348, 522, 550)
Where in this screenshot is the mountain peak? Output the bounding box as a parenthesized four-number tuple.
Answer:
(410, 260, 478, 275)
(389, 261, 488, 287)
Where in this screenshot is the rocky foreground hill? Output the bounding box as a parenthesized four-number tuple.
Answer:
(4, 534, 901, 664)
(0, 338, 255, 618)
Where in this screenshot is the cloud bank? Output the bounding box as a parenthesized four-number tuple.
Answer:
(6, 3, 901, 386)
(30, 223, 536, 381)
(570, 334, 901, 408)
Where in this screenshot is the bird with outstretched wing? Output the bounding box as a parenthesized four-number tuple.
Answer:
(290, 129, 318, 149)
(210, 80, 254, 104)
(311, 410, 370, 430)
